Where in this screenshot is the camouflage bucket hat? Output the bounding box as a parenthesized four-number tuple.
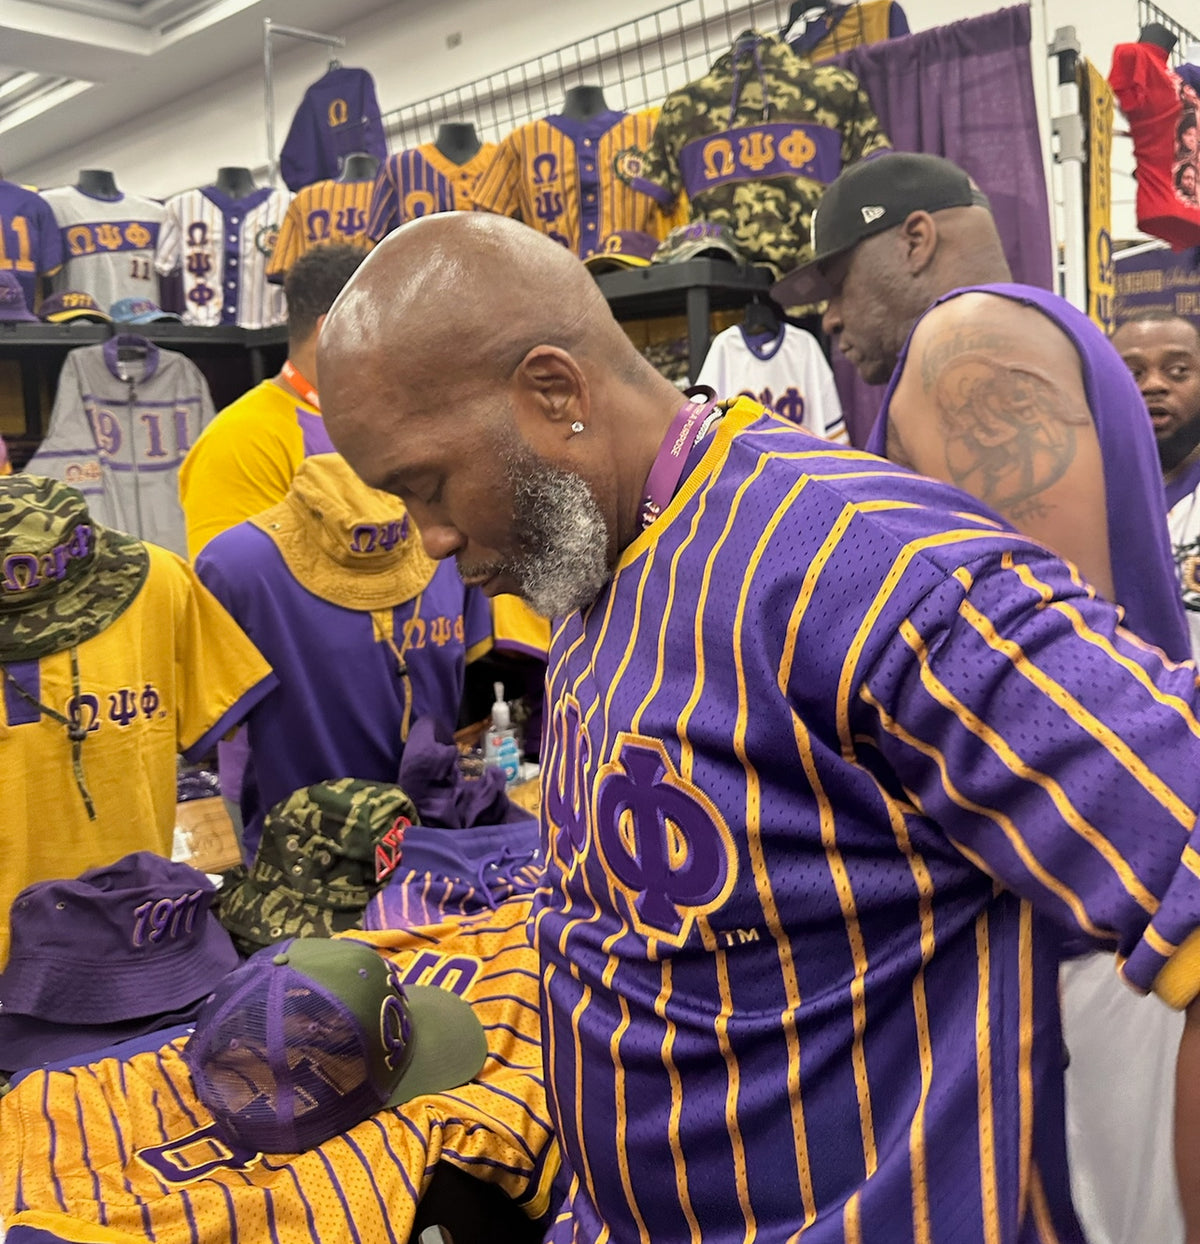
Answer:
(218, 778, 420, 954)
(0, 475, 149, 664)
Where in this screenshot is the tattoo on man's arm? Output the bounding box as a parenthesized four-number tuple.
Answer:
(918, 327, 1088, 515)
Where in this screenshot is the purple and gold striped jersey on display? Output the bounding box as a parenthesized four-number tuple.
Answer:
(0, 901, 559, 1244)
(536, 399, 1200, 1244)
(472, 109, 672, 259)
(265, 178, 374, 281)
(366, 144, 496, 242)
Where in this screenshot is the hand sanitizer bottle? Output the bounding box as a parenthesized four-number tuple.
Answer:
(484, 681, 521, 786)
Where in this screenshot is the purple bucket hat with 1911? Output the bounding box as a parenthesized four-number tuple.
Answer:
(0, 851, 239, 1032)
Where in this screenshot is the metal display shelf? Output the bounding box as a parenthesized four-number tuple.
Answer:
(595, 259, 774, 377)
(0, 323, 109, 349)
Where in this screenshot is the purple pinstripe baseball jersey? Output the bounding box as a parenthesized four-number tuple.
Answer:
(537, 399, 1200, 1243)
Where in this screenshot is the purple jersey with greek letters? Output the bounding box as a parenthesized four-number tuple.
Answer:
(364, 819, 543, 931)
(0, 180, 63, 305)
(367, 143, 496, 242)
(867, 282, 1190, 662)
(195, 524, 492, 857)
(537, 399, 1200, 1243)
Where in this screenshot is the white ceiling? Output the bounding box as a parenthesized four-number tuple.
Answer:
(0, 0, 396, 175)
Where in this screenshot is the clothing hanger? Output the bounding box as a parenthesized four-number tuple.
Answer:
(742, 291, 783, 339)
(328, 57, 342, 72)
(780, 0, 836, 39)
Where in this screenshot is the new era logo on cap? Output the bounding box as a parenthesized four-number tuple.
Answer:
(772, 152, 995, 308)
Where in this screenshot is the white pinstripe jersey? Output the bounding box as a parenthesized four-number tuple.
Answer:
(156, 186, 289, 329)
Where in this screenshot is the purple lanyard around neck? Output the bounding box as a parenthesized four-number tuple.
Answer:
(640, 387, 719, 530)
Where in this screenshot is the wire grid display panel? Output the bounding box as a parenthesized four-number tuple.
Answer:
(381, 0, 795, 150)
(1137, 0, 1198, 65)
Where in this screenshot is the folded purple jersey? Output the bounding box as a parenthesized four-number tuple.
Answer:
(363, 820, 543, 931)
(399, 716, 529, 829)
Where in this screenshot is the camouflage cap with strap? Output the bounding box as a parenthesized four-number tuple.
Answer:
(0, 475, 149, 663)
(218, 778, 419, 954)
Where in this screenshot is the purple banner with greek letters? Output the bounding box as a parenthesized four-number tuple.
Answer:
(678, 123, 842, 196)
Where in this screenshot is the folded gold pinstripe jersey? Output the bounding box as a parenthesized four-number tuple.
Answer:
(0, 900, 559, 1244)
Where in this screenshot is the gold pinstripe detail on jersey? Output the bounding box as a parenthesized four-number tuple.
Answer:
(656, 959, 703, 1244)
(712, 946, 758, 1240)
(768, 488, 901, 1196)
(872, 781, 935, 1244)
(859, 688, 1108, 939)
(1017, 902, 1034, 1221)
(567, 982, 602, 1219)
(1028, 1164, 1064, 1244)
(898, 617, 1160, 916)
(837, 527, 1019, 763)
(1144, 923, 1179, 958)
(608, 992, 651, 1244)
(1008, 557, 1200, 737)
(974, 910, 1002, 1244)
(1058, 557, 1189, 671)
(956, 596, 1194, 829)
(843, 1189, 863, 1244)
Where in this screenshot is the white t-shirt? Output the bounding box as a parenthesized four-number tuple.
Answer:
(1059, 473, 1198, 1244)
(1168, 482, 1200, 659)
(695, 324, 846, 442)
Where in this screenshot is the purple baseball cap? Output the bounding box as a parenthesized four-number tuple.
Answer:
(0, 852, 239, 1031)
(184, 936, 487, 1154)
(38, 289, 112, 324)
(0, 271, 37, 322)
(584, 230, 660, 274)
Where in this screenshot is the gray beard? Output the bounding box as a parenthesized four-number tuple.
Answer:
(499, 434, 612, 618)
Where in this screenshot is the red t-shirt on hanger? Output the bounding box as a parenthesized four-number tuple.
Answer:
(1110, 40, 1200, 249)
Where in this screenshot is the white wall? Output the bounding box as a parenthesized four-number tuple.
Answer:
(9, 0, 1166, 245)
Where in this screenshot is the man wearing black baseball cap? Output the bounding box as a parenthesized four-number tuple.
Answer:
(779, 151, 1192, 1244)
(773, 151, 1185, 660)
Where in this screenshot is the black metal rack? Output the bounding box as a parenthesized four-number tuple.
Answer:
(595, 259, 772, 376)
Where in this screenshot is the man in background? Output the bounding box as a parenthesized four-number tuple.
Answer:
(774, 151, 1189, 662)
(179, 244, 366, 560)
(1114, 310, 1200, 663)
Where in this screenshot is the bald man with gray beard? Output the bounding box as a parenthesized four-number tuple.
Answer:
(317, 210, 1200, 1244)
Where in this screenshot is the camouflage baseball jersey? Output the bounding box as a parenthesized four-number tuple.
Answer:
(623, 30, 890, 275)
